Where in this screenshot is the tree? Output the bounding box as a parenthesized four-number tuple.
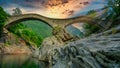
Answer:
(8, 23, 43, 47)
(12, 8, 22, 16)
(102, 0, 120, 21)
(99, 0, 120, 29)
(83, 10, 100, 36)
(0, 7, 8, 37)
(108, 0, 120, 19)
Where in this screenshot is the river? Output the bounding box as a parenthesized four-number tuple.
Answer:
(0, 55, 48, 68)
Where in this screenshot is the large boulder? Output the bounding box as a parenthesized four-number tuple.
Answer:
(33, 36, 64, 62)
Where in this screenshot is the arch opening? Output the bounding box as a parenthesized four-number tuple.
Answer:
(7, 20, 53, 47)
(65, 22, 101, 38)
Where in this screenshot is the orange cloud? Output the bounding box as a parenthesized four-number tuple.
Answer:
(22, 0, 91, 19)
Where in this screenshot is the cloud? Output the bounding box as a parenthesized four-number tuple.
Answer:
(0, 0, 107, 18)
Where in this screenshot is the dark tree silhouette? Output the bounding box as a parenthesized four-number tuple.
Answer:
(12, 8, 22, 16)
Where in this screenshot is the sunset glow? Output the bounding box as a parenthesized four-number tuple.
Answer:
(0, 0, 107, 31)
(0, 0, 92, 19)
(44, 0, 91, 18)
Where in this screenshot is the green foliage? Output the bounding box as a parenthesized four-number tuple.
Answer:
(108, 0, 120, 18)
(103, 0, 120, 21)
(87, 10, 96, 14)
(111, 28, 117, 34)
(83, 10, 100, 36)
(83, 23, 100, 36)
(4, 41, 10, 46)
(8, 23, 43, 47)
(83, 0, 120, 36)
(23, 20, 52, 38)
(0, 7, 8, 37)
(87, 10, 97, 17)
(12, 8, 22, 15)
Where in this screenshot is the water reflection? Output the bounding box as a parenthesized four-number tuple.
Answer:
(0, 55, 47, 68)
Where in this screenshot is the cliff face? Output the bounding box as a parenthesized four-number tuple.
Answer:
(0, 30, 32, 55)
(0, 45, 32, 55)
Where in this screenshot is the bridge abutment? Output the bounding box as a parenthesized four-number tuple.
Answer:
(52, 26, 74, 43)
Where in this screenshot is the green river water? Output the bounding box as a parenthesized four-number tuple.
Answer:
(0, 55, 48, 68)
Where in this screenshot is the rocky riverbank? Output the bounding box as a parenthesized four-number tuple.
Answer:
(0, 31, 32, 55)
(1, 24, 120, 68)
(0, 44, 32, 55)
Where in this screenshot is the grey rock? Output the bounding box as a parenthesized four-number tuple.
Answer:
(34, 25, 120, 68)
(51, 25, 120, 68)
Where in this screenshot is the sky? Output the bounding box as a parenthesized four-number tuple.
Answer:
(0, 0, 107, 19)
(0, 0, 107, 32)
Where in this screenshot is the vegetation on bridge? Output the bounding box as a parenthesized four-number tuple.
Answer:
(83, 10, 100, 36)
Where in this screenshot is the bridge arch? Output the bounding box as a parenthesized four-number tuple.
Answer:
(4, 14, 103, 29)
(5, 18, 53, 29)
(63, 16, 101, 28)
(4, 14, 55, 29)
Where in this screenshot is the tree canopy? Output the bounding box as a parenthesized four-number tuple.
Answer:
(0, 7, 8, 37)
(108, 0, 120, 18)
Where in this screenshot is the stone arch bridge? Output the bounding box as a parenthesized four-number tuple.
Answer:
(4, 14, 104, 43)
(4, 14, 103, 28)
